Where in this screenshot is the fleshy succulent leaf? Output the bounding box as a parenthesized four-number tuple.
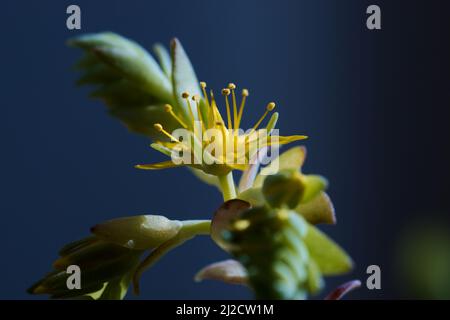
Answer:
(68, 32, 182, 138)
(68, 32, 172, 101)
(254, 146, 306, 187)
(301, 175, 328, 204)
(91, 215, 182, 250)
(304, 225, 353, 275)
(211, 199, 252, 251)
(170, 38, 202, 122)
(296, 192, 336, 225)
(195, 259, 248, 285)
(262, 169, 305, 209)
(153, 43, 172, 78)
(324, 280, 361, 300)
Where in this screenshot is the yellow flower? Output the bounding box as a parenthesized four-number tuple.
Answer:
(135, 82, 307, 177)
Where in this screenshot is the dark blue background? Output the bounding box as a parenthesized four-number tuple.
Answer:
(1, 0, 449, 299)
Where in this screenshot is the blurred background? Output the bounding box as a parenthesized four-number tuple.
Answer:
(1, 0, 450, 299)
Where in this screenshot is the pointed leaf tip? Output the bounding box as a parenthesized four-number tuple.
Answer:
(324, 280, 361, 300)
(195, 259, 248, 285)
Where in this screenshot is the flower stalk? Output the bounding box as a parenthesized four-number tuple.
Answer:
(218, 172, 237, 201)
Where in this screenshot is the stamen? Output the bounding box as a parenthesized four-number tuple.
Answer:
(164, 104, 187, 129)
(192, 95, 206, 133)
(154, 123, 179, 142)
(222, 88, 232, 130)
(200, 81, 211, 108)
(252, 102, 276, 131)
(236, 89, 249, 129)
(182, 91, 195, 128)
(216, 121, 228, 163)
(210, 89, 218, 125)
(228, 83, 238, 129)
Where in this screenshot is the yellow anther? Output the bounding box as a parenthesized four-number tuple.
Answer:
(200, 81, 211, 110)
(164, 104, 187, 129)
(251, 102, 276, 131)
(182, 92, 195, 127)
(154, 123, 179, 142)
(221, 88, 231, 96)
(242, 89, 249, 97)
(182, 92, 190, 99)
(164, 104, 172, 112)
(228, 83, 236, 90)
(266, 102, 276, 111)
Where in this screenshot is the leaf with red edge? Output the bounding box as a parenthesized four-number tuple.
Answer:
(210, 199, 251, 251)
(324, 280, 361, 300)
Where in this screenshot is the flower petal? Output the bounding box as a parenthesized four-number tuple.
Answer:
(135, 161, 180, 170)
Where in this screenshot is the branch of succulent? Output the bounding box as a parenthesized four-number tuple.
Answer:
(28, 32, 358, 300)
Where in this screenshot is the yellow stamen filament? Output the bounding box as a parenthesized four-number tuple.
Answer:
(154, 123, 179, 142)
(182, 91, 195, 128)
(222, 88, 232, 130)
(210, 89, 219, 125)
(252, 102, 276, 131)
(216, 121, 228, 163)
(192, 95, 206, 133)
(236, 89, 249, 129)
(164, 104, 187, 129)
(228, 83, 238, 129)
(200, 81, 210, 108)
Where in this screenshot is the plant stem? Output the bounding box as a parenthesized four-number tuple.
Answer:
(218, 172, 237, 201)
(132, 219, 211, 295)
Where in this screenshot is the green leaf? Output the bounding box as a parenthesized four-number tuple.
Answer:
(109, 104, 178, 139)
(194, 259, 248, 285)
(153, 43, 172, 78)
(296, 192, 336, 225)
(324, 280, 361, 300)
(99, 272, 133, 300)
(304, 225, 353, 275)
(170, 38, 201, 122)
(91, 215, 183, 250)
(254, 146, 306, 188)
(237, 187, 265, 207)
(306, 260, 324, 294)
(301, 175, 328, 203)
(68, 32, 172, 101)
(262, 170, 305, 209)
(53, 239, 130, 270)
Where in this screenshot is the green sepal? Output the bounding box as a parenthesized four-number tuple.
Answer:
(304, 225, 353, 275)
